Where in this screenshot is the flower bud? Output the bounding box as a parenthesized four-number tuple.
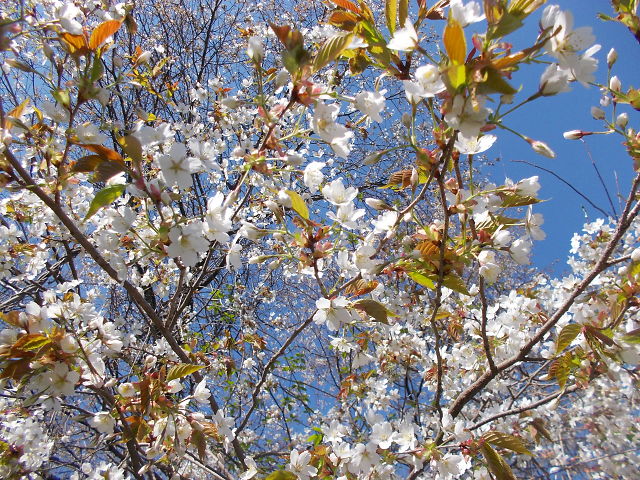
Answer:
(528, 139, 556, 158)
(609, 75, 621, 92)
(563, 130, 585, 140)
(591, 106, 605, 120)
(135, 50, 152, 65)
(410, 167, 419, 188)
(631, 247, 640, 262)
(364, 151, 383, 165)
(607, 48, 617, 68)
(616, 112, 629, 128)
(365, 198, 391, 210)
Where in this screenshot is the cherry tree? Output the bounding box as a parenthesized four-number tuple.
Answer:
(0, 0, 639, 479)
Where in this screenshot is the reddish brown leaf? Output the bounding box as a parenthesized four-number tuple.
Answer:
(89, 20, 122, 50)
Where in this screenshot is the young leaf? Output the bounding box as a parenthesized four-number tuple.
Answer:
(119, 134, 143, 166)
(265, 471, 296, 480)
(408, 271, 436, 289)
(399, 0, 409, 26)
(386, 0, 398, 34)
(482, 431, 532, 455)
(443, 17, 466, 65)
(480, 442, 517, 480)
(622, 327, 640, 344)
(314, 33, 353, 71)
(555, 323, 582, 353)
(166, 363, 206, 382)
(285, 190, 310, 220)
(353, 299, 393, 323)
(329, 0, 362, 14)
(60, 33, 89, 55)
(84, 184, 126, 221)
(89, 20, 122, 50)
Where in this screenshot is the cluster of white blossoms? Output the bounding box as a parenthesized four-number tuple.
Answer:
(0, 0, 638, 479)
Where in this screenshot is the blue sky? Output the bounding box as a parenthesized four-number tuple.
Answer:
(483, 1, 639, 274)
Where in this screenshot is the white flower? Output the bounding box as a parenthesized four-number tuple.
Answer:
(160, 142, 201, 189)
(478, 250, 501, 284)
(247, 36, 264, 62)
(492, 229, 512, 248)
(455, 133, 496, 154)
(312, 102, 353, 158)
(372, 210, 398, 233)
(57, 3, 83, 35)
(387, 18, 418, 51)
(41, 100, 69, 124)
(515, 176, 541, 197)
(205, 192, 232, 243)
(510, 237, 532, 264)
(526, 206, 546, 240)
(541, 5, 596, 58)
(403, 64, 446, 103)
(117, 382, 136, 397)
(192, 378, 211, 404)
(166, 220, 208, 268)
(313, 297, 353, 331)
(287, 449, 318, 480)
(321, 178, 358, 206)
(354, 90, 386, 122)
(89, 412, 115, 434)
(540, 5, 601, 86)
(239, 456, 258, 480)
(444, 95, 491, 138)
(48, 362, 80, 396)
(434, 453, 472, 480)
(370, 421, 394, 449)
(226, 235, 242, 270)
(75, 123, 108, 145)
(450, 0, 485, 27)
(539, 64, 571, 96)
(303, 161, 325, 193)
(327, 202, 365, 230)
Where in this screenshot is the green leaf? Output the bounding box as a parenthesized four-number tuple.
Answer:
(13, 333, 50, 351)
(314, 33, 353, 71)
(84, 184, 125, 221)
(548, 354, 570, 389)
(621, 327, 640, 344)
(353, 299, 394, 323)
(443, 273, 470, 296)
(447, 64, 467, 90)
(264, 471, 296, 480)
(166, 363, 206, 382)
(398, 0, 409, 27)
(120, 134, 143, 166)
(385, 0, 398, 33)
(492, 12, 524, 37)
(480, 442, 517, 480)
(477, 68, 518, 95)
(555, 323, 582, 353)
(499, 192, 541, 208)
(482, 431, 532, 455)
(285, 190, 310, 220)
(408, 271, 435, 289)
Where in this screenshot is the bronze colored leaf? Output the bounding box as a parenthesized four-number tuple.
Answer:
(89, 20, 122, 50)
